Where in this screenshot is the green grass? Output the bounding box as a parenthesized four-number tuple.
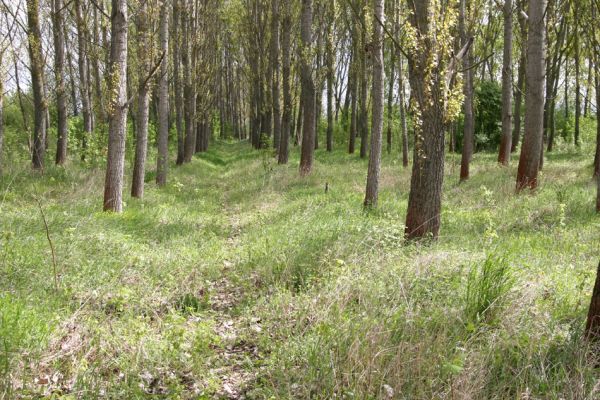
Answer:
(1, 136, 600, 399)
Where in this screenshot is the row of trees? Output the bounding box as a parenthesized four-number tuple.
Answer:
(0, 0, 599, 238)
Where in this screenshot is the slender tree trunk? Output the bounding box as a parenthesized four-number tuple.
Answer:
(574, 5, 581, 147)
(459, 0, 474, 181)
(512, 3, 527, 153)
(299, 0, 315, 176)
(103, 0, 128, 212)
(156, 0, 170, 187)
(358, 10, 368, 159)
(0, 79, 3, 174)
(325, 1, 334, 153)
(348, 47, 357, 154)
(278, 0, 292, 164)
(75, 0, 93, 158)
(386, 3, 396, 155)
(399, 58, 408, 168)
(64, 23, 79, 117)
(173, 0, 185, 165)
(131, 2, 152, 198)
(594, 50, 600, 177)
(26, 0, 46, 170)
(182, 1, 197, 163)
(53, 0, 68, 165)
(364, 0, 384, 207)
(498, 0, 513, 165)
(516, 0, 546, 191)
(271, 0, 281, 152)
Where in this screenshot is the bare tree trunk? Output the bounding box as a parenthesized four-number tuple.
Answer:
(131, 2, 152, 198)
(459, 0, 474, 181)
(156, 0, 170, 186)
(585, 262, 600, 337)
(512, 0, 527, 153)
(574, 4, 581, 147)
(271, 0, 281, 152)
(516, 0, 546, 191)
(358, 8, 368, 159)
(325, 0, 334, 153)
(278, 1, 291, 164)
(0, 79, 3, 174)
(498, 0, 513, 165)
(53, 0, 68, 165)
(299, 0, 315, 176)
(26, 0, 46, 170)
(182, 0, 197, 163)
(75, 0, 94, 158)
(364, 0, 384, 207)
(399, 58, 409, 168)
(103, 0, 128, 212)
(173, 0, 185, 165)
(348, 46, 357, 154)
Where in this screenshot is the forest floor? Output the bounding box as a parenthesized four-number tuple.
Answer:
(1, 140, 600, 399)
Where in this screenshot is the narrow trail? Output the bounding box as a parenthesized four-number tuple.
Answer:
(204, 148, 263, 399)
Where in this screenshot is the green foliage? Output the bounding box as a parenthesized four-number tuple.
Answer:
(474, 80, 502, 150)
(464, 254, 514, 327)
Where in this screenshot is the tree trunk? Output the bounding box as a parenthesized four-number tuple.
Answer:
(358, 10, 368, 159)
(278, 2, 291, 164)
(516, 0, 546, 191)
(585, 262, 600, 338)
(131, 1, 151, 198)
(364, 0, 384, 207)
(173, 0, 185, 165)
(75, 0, 94, 158)
(325, 0, 334, 153)
(386, 2, 396, 155)
(299, 0, 315, 176)
(512, 2, 527, 153)
(348, 48, 358, 154)
(26, 0, 46, 170)
(271, 0, 281, 152)
(103, 0, 128, 212)
(459, 0, 474, 181)
(0, 79, 3, 174)
(498, 0, 513, 165)
(574, 5, 581, 147)
(53, 0, 68, 165)
(182, 1, 197, 163)
(156, 0, 170, 187)
(399, 58, 409, 168)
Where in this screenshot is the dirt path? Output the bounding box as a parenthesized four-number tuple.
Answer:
(207, 166, 262, 399)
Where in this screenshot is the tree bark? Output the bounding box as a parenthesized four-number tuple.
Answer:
(103, 0, 128, 212)
(173, 0, 185, 165)
(75, 0, 94, 157)
(0, 79, 3, 174)
(271, 0, 281, 152)
(278, 1, 291, 164)
(364, 0, 384, 207)
(299, 0, 315, 176)
(156, 0, 170, 187)
(516, 0, 546, 191)
(399, 58, 409, 168)
(131, 1, 152, 198)
(53, 0, 68, 165)
(325, 0, 334, 153)
(498, 0, 513, 166)
(459, 0, 474, 181)
(585, 262, 600, 338)
(26, 0, 46, 170)
(512, 1, 527, 153)
(182, 0, 197, 163)
(358, 8, 368, 159)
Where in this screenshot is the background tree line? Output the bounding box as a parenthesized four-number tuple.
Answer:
(0, 0, 599, 236)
